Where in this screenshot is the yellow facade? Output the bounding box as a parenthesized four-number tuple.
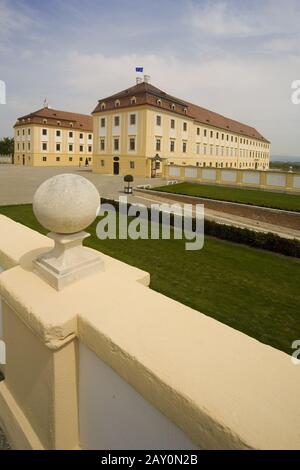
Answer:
(14, 123, 93, 167)
(93, 105, 270, 178)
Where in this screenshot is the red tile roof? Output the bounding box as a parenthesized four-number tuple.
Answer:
(15, 107, 93, 132)
(92, 82, 269, 142)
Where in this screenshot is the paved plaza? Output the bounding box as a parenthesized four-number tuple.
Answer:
(0, 164, 164, 206)
(0, 164, 298, 240)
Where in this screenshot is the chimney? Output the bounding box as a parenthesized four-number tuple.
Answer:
(144, 75, 151, 84)
(136, 77, 143, 85)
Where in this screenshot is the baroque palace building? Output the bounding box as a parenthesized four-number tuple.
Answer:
(92, 77, 270, 177)
(14, 106, 93, 166)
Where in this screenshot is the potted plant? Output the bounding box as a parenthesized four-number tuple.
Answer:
(124, 174, 134, 194)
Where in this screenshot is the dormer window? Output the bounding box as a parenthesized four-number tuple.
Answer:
(43, 119, 47, 124)
(171, 103, 176, 111)
(27, 118, 30, 122)
(115, 99, 120, 107)
(131, 96, 137, 105)
(57, 121, 61, 126)
(100, 102, 106, 110)
(183, 107, 187, 115)
(157, 99, 162, 106)
(70, 122, 73, 127)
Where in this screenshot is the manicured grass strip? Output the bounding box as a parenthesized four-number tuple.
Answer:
(0, 204, 299, 355)
(153, 182, 300, 212)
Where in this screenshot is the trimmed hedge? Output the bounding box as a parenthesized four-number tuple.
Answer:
(101, 198, 300, 258)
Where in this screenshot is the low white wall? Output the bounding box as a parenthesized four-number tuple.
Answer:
(0, 266, 4, 338)
(0, 156, 12, 164)
(79, 342, 198, 450)
(166, 166, 300, 192)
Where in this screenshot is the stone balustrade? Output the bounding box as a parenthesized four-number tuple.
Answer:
(165, 165, 300, 193)
(0, 174, 299, 450)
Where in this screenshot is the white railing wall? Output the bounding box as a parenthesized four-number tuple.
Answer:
(165, 165, 300, 193)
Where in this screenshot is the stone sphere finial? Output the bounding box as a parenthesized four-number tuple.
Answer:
(33, 174, 100, 234)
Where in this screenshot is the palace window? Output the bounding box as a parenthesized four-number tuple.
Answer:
(170, 119, 175, 129)
(80, 133, 83, 139)
(80, 145, 84, 152)
(42, 143, 47, 151)
(129, 137, 136, 151)
(69, 157, 73, 162)
(130, 161, 135, 169)
(88, 134, 92, 140)
(197, 127, 200, 136)
(114, 116, 120, 127)
(42, 128, 47, 136)
(69, 131, 73, 138)
(204, 129, 207, 137)
(56, 157, 60, 162)
(56, 130, 61, 137)
(69, 144, 73, 152)
(88, 145, 92, 153)
(183, 122, 187, 132)
(130, 114, 136, 125)
(210, 131, 213, 138)
(156, 115, 161, 126)
(100, 118, 106, 128)
(56, 143, 61, 151)
(100, 139, 105, 151)
(42, 157, 47, 162)
(170, 140, 175, 152)
(101, 160, 105, 167)
(182, 141, 187, 153)
(156, 139, 161, 152)
(114, 138, 119, 151)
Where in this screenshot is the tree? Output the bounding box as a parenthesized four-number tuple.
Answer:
(0, 137, 14, 155)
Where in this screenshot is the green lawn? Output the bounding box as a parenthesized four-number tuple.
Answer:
(0, 204, 299, 355)
(153, 182, 300, 212)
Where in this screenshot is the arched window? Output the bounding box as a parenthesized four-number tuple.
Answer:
(100, 102, 106, 110)
(115, 99, 120, 107)
(43, 119, 47, 124)
(131, 96, 137, 105)
(183, 107, 187, 115)
(157, 99, 162, 106)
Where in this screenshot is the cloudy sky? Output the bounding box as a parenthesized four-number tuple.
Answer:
(1, 0, 300, 157)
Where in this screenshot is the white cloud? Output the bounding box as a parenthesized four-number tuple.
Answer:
(188, 0, 300, 38)
(0, 0, 33, 37)
(1, 0, 300, 156)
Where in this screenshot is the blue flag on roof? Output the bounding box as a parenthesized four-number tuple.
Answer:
(135, 67, 143, 72)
